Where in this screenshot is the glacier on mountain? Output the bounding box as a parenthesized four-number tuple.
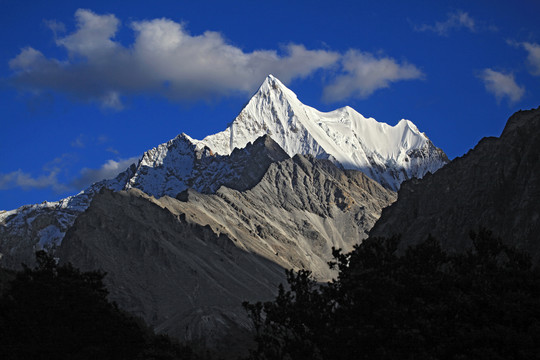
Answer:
(198, 75, 448, 190)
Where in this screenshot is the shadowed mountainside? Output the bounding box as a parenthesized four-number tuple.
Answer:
(371, 106, 540, 262)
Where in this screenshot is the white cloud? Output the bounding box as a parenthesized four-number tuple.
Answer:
(100, 91, 123, 110)
(10, 9, 424, 107)
(71, 156, 140, 189)
(56, 9, 120, 60)
(415, 10, 476, 36)
(478, 69, 524, 104)
(322, 50, 424, 102)
(0, 154, 78, 192)
(9, 47, 50, 71)
(521, 42, 540, 76)
(9, 9, 339, 107)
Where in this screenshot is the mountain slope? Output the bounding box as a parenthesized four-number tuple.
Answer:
(0, 169, 133, 268)
(0, 136, 287, 266)
(370, 106, 540, 262)
(57, 154, 396, 350)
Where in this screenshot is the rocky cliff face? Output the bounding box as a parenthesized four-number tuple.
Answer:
(125, 133, 290, 197)
(370, 107, 540, 262)
(57, 153, 396, 350)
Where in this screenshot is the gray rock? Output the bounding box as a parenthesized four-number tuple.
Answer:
(58, 154, 396, 352)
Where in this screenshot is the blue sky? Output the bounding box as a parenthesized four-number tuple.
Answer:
(2, 0, 540, 210)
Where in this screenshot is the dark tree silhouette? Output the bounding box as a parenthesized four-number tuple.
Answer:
(244, 230, 540, 360)
(0, 251, 198, 360)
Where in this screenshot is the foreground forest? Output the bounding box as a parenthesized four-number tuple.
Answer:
(1, 230, 540, 360)
(0, 251, 204, 360)
(244, 230, 540, 360)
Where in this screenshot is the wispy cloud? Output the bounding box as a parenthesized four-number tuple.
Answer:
(44, 19, 66, 38)
(478, 69, 524, 104)
(70, 156, 140, 189)
(0, 155, 139, 193)
(70, 134, 115, 149)
(0, 154, 78, 192)
(8, 9, 423, 107)
(0, 169, 68, 192)
(414, 10, 476, 36)
(106, 147, 120, 155)
(512, 41, 540, 76)
(70, 134, 86, 148)
(322, 50, 423, 102)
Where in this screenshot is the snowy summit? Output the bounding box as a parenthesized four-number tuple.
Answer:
(201, 75, 448, 190)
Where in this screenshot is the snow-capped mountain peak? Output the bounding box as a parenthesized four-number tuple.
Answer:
(259, 74, 296, 96)
(199, 74, 448, 190)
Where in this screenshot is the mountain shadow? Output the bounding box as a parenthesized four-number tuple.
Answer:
(243, 230, 540, 360)
(55, 152, 395, 356)
(371, 106, 540, 263)
(0, 251, 201, 360)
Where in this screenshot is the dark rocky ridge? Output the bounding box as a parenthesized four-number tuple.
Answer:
(370, 106, 540, 262)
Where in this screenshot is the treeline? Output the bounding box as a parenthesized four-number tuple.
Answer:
(0, 251, 203, 360)
(2, 230, 540, 359)
(243, 230, 540, 360)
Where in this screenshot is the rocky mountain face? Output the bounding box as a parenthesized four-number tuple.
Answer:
(125, 133, 290, 197)
(0, 74, 446, 267)
(370, 107, 540, 263)
(57, 153, 396, 350)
